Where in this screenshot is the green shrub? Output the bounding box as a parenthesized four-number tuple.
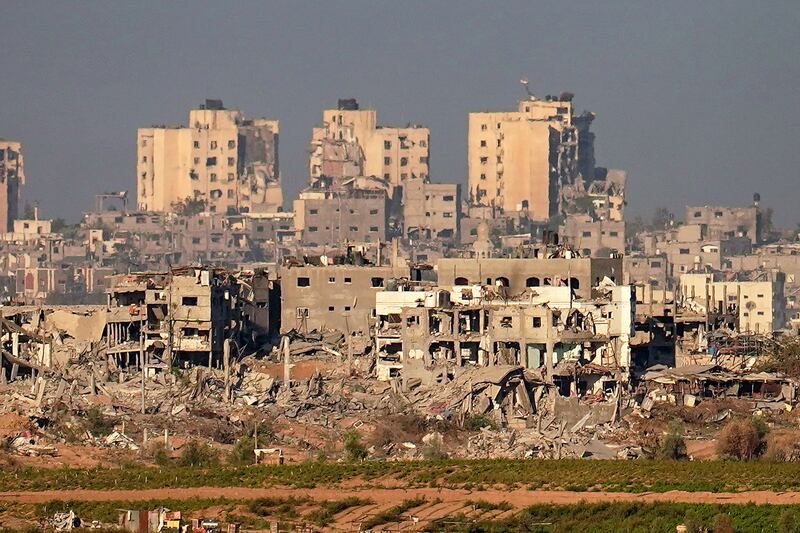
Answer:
(247, 496, 308, 519)
(682, 510, 704, 533)
(779, 509, 800, 533)
(177, 440, 218, 467)
(717, 418, 768, 460)
(463, 413, 496, 431)
(306, 497, 372, 526)
(712, 513, 734, 533)
(659, 422, 687, 460)
(84, 407, 114, 436)
(343, 431, 367, 462)
(362, 497, 425, 530)
(228, 436, 257, 466)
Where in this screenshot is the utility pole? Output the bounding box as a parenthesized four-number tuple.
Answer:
(282, 336, 291, 387)
(223, 338, 231, 403)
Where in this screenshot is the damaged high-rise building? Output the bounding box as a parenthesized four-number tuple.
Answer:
(137, 99, 282, 215)
(467, 88, 595, 221)
(0, 140, 25, 232)
(308, 98, 430, 196)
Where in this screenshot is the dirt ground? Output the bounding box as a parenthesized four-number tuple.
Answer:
(1, 485, 798, 506)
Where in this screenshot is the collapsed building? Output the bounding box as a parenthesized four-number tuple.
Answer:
(375, 276, 633, 397)
(292, 175, 391, 247)
(107, 268, 276, 369)
(137, 99, 282, 214)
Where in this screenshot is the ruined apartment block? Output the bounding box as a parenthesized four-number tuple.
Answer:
(137, 99, 282, 215)
(108, 268, 273, 369)
(0, 140, 25, 232)
(280, 260, 412, 335)
(436, 256, 623, 301)
(401, 176, 460, 241)
(292, 176, 389, 247)
(309, 99, 430, 195)
(685, 201, 762, 245)
(559, 214, 624, 258)
(375, 282, 633, 398)
(467, 92, 595, 220)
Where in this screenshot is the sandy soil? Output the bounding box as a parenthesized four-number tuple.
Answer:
(0, 485, 796, 506)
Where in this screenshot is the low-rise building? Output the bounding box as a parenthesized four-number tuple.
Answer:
(436, 256, 623, 301)
(375, 282, 634, 396)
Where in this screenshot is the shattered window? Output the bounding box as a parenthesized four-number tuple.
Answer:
(296, 277, 310, 287)
(228, 140, 236, 149)
(532, 317, 542, 328)
(182, 296, 198, 306)
(206, 157, 217, 166)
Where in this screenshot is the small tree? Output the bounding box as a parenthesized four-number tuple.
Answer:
(178, 440, 218, 467)
(659, 421, 687, 460)
(712, 513, 734, 533)
(682, 510, 705, 533)
(759, 335, 800, 379)
(717, 417, 768, 460)
(343, 431, 367, 462)
(778, 509, 800, 533)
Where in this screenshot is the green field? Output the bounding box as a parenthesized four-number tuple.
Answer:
(4, 459, 800, 493)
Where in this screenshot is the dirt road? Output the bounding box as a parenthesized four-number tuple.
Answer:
(0, 486, 795, 506)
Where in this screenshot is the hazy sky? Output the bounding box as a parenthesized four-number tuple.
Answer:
(1, 1, 798, 224)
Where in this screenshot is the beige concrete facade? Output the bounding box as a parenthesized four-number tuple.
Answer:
(436, 256, 622, 301)
(680, 273, 786, 334)
(280, 264, 410, 335)
(467, 96, 594, 220)
(559, 214, 624, 257)
(686, 205, 759, 244)
(0, 141, 25, 232)
(137, 100, 281, 214)
(309, 99, 429, 195)
(402, 176, 460, 241)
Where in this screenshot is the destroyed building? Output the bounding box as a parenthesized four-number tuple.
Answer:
(279, 251, 412, 335)
(0, 139, 25, 232)
(559, 214, 624, 258)
(309, 98, 430, 195)
(686, 199, 762, 245)
(107, 267, 274, 368)
(467, 90, 595, 220)
(436, 255, 623, 301)
(292, 175, 390, 247)
(137, 99, 282, 214)
(401, 175, 460, 242)
(375, 280, 634, 398)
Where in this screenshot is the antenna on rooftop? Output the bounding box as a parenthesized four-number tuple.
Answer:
(520, 78, 537, 100)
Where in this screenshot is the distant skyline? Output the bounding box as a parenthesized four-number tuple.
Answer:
(1, 1, 798, 225)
